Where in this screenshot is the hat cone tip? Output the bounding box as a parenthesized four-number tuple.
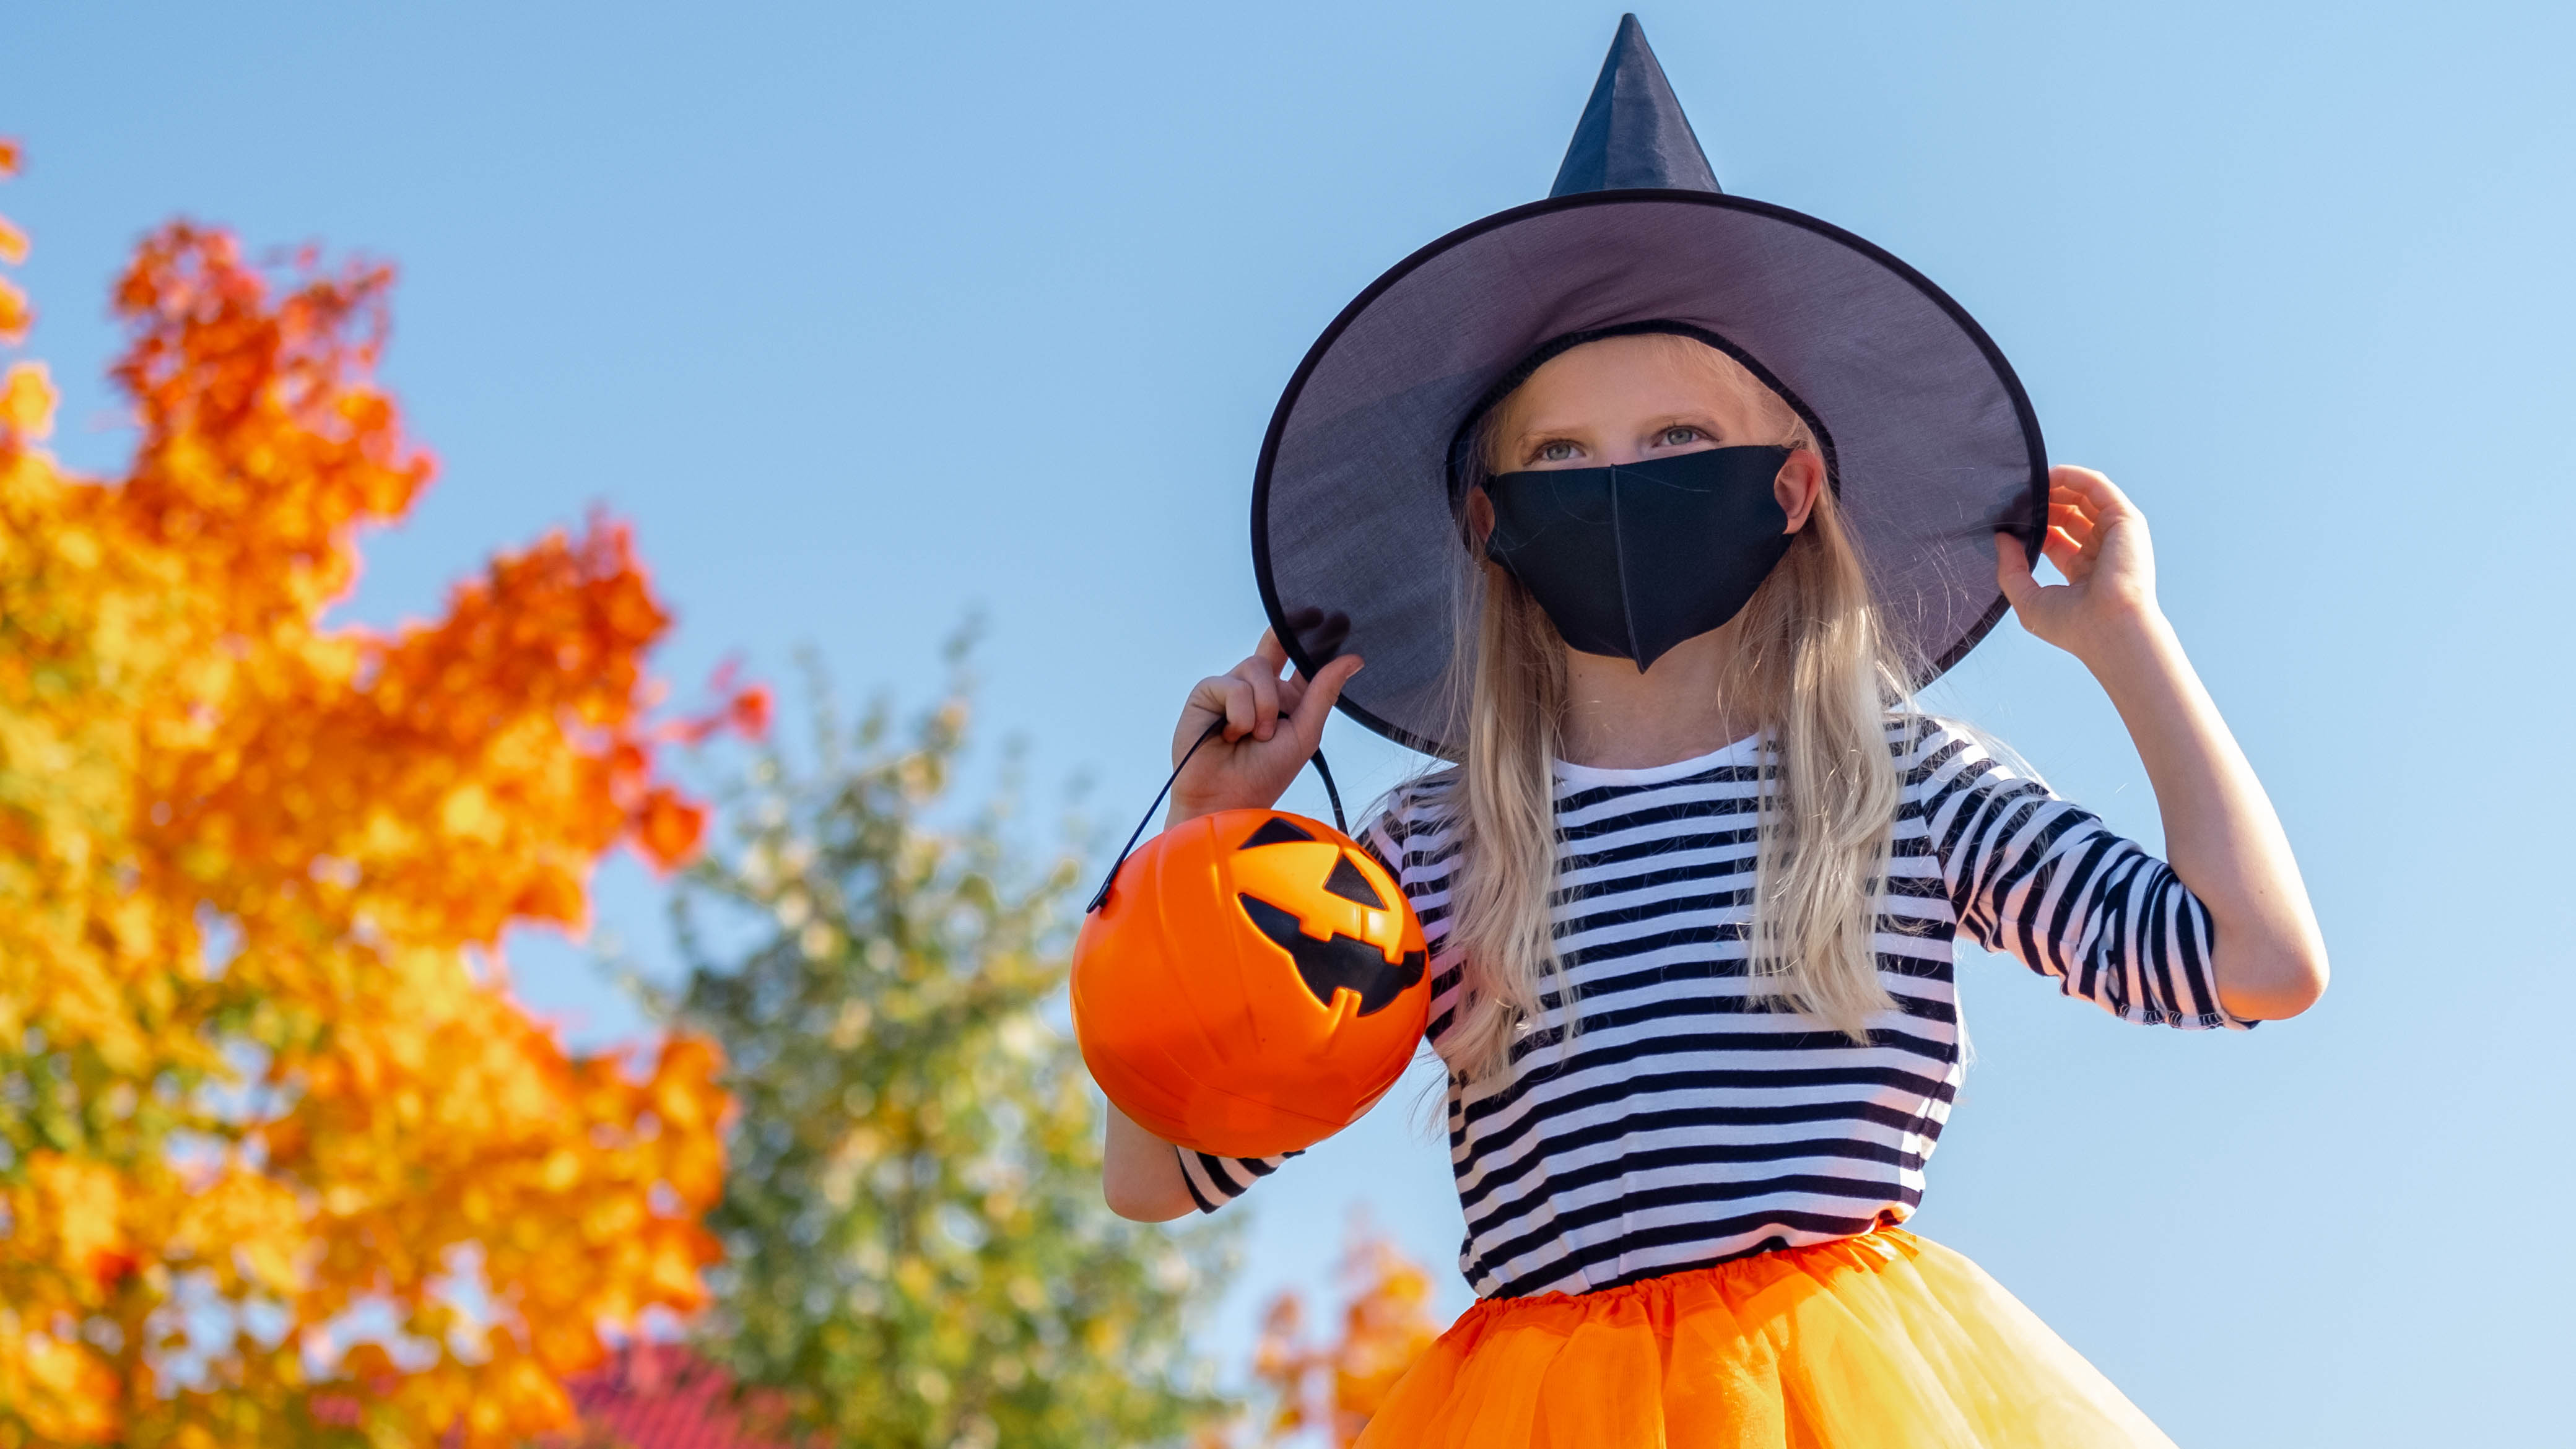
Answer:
(1549, 12, 1720, 198)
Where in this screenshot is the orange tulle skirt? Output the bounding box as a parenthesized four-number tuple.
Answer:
(1356, 1228, 2174, 1449)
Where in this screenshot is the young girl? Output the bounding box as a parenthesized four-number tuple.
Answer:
(1105, 19, 2325, 1447)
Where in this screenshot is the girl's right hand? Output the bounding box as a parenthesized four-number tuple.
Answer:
(1167, 630, 1364, 826)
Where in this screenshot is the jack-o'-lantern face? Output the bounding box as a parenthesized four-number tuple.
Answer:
(1227, 815, 1426, 1016)
(1068, 805, 1432, 1157)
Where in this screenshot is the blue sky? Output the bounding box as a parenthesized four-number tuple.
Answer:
(7, 2, 2572, 1441)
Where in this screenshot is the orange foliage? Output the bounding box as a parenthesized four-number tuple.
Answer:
(0, 142, 24, 341)
(0, 147, 762, 1447)
(1251, 1224, 1445, 1448)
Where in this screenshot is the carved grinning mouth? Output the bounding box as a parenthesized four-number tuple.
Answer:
(1236, 894, 1426, 1016)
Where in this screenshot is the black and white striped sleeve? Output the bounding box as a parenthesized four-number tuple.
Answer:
(1176, 1146, 1300, 1213)
(1910, 720, 2252, 1030)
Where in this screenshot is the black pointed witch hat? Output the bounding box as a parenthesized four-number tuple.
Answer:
(1251, 14, 2047, 758)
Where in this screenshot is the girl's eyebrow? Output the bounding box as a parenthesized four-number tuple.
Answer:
(1500, 418, 1586, 445)
(1509, 408, 1723, 438)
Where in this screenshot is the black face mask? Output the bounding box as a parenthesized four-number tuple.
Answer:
(1481, 445, 1796, 670)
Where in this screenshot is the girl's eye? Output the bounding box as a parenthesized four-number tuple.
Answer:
(1536, 440, 1578, 463)
(1658, 425, 1703, 447)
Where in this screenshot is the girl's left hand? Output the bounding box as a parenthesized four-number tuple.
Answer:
(1995, 464, 2330, 1019)
(1993, 465, 2161, 662)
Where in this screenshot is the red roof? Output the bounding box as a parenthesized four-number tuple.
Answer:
(554, 1343, 795, 1449)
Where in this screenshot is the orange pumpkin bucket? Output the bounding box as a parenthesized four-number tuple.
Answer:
(1072, 727, 1430, 1158)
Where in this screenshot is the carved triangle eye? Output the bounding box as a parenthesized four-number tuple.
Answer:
(1321, 853, 1385, 908)
(1238, 817, 1316, 849)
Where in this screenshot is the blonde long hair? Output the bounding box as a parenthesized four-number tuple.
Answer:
(1432, 334, 1915, 1086)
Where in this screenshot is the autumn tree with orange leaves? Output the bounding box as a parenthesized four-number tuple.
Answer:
(0, 144, 760, 1447)
(1247, 1224, 1444, 1448)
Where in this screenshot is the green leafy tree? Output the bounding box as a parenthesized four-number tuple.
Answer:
(661, 648, 1237, 1448)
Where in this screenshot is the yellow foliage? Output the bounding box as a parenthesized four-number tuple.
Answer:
(0, 152, 759, 1445)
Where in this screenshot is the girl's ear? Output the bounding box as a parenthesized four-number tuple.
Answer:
(1464, 486, 1497, 547)
(1776, 450, 1825, 534)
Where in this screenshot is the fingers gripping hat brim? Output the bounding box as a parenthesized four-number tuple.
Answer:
(1251, 189, 2048, 759)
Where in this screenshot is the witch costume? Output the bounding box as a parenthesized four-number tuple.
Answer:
(1181, 15, 2226, 1447)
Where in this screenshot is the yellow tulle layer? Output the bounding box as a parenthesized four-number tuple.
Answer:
(1357, 1227, 2174, 1449)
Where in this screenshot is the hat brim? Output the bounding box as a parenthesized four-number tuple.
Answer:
(1251, 189, 2047, 759)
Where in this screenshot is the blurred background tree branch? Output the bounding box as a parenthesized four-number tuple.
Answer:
(653, 638, 1242, 1448)
(1248, 1221, 1443, 1449)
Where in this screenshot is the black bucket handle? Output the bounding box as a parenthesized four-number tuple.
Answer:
(1085, 716, 1345, 915)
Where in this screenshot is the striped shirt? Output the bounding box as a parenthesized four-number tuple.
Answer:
(1177, 715, 2248, 1300)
